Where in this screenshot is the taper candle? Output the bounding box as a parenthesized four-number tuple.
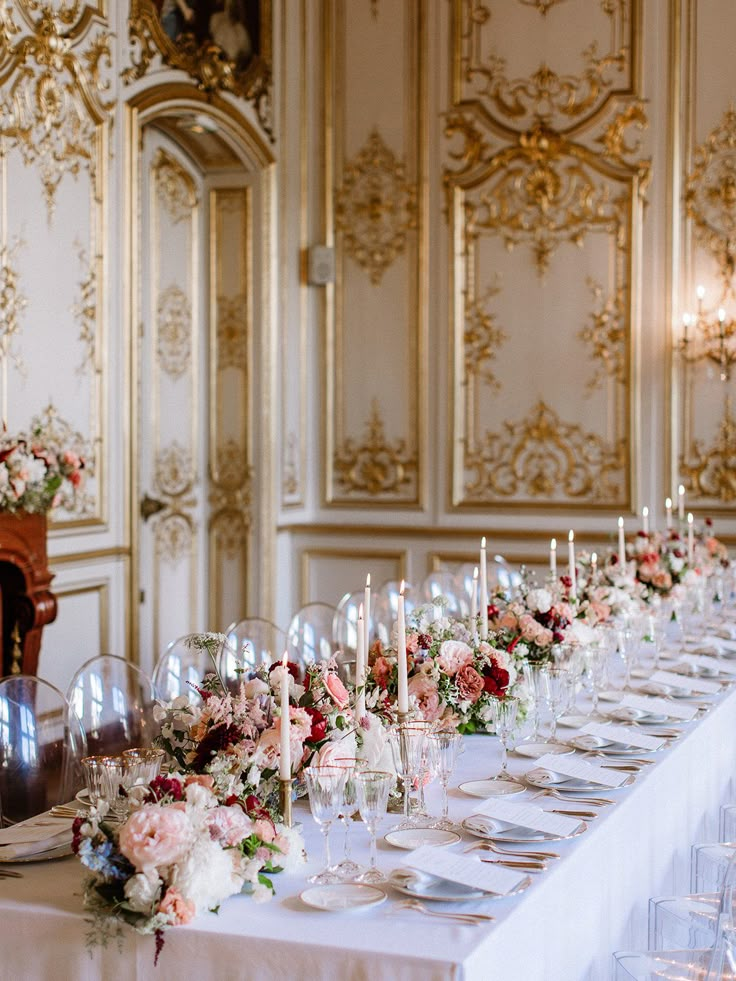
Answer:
(364, 574, 371, 647)
(397, 581, 409, 714)
(618, 516, 626, 566)
(479, 537, 489, 641)
(665, 497, 672, 531)
(642, 506, 649, 535)
(356, 605, 366, 721)
(568, 530, 577, 600)
(688, 513, 694, 566)
(550, 538, 557, 577)
(471, 566, 479, 644)
(678, 484, 685, 521)
(279, 653, 290, 780)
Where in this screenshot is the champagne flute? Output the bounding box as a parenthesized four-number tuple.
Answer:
(427, 730, 463, 830)
(354, 771, 394, 884)
(539, 667, 572, 744)
(304, 765, 348, 884)
(489, 698, 519, 780)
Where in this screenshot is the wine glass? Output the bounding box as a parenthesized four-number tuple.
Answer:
(404, 721, 437, 823)
(583, 646, 609, 716)
(304, 765, 348, 884)
(427, 730, 463, 830)
(354, 770, 394, 884)
(616, 625, 636, 690)
(522, 662, 546, 741)
(539, 667, 572, 744)
(489, 698, 519, 780)
(387, 724, 427, 827)
(330, 758, 366, 880)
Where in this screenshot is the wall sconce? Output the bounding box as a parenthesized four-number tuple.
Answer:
(681, 285, 736, 382)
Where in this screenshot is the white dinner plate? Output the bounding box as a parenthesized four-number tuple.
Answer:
(458, 780, 525, 799)
(557, 715, 597, 730)
(525, 767, 635, 793)
(632, 681, 695, 699)
(514, 741, 573, 759)
(566, 733, 668, 755)
(384, 828, 461, 850)
(300, 883, 387, 912)
(0, 841, 73, 864)
(603, 707, 673, 725)
(461, 814, 587, 844)
(389, 867, 531, 902)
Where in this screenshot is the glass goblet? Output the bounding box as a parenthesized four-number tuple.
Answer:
(489, 698, 519, 780)
(330, 758, 366, 880)
(427, 730, 463, 830)
(304, 765, 348, 884)
(539, 667, 572, 743)
(522, 663, 546, 741)
(81, 755, 114, 809)
(387, 724, 427, 828)
(616, 626, 636, 690)
(354, 770, 394, 884)
(121, 747, 165, 787)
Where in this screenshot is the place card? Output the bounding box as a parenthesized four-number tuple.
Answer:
(650, 670, 721, 695)
(470, 798, 581, 837)
(579, 721, 665, 751)
(680, 654, 736, 676)
(401, 844, 526, 896)
(533, 752, 629, 788)
(619, 693, 698, 720)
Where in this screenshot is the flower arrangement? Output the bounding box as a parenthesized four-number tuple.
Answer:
(488, 585, 575, 664)
(0, 419, 85, 514)
(627, 530, 689, 599)
(365, 602, 523, 734)
(74, 774, 304, 961)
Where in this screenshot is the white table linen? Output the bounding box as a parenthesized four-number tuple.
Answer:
(1, 674, 736, 980)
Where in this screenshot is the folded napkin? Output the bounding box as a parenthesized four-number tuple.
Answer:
(0, 809, 74, 861)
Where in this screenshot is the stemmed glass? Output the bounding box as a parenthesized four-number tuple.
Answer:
(616, 625, 636, 690)
(387, 724, 427, 827)
(405, 721, 437, 823)
(331, 759, 365, 880)
(489, 698, 519, 781)
(354, 770, 394, 884)
(539, 667, 572, 744)
(427, 730, 463, 830)
(304, 765, 348, 885)
(522, 663, 546, 741)
(583, 646, 609, 716)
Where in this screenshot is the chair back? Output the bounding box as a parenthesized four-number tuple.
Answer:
(706, 848, 736, 979)
(0, 675, 87, 823)
(420, 570, 467, 616)
(287, 602, 340, 679)
(66, 654, 157, 756)
(154, 633, 232, 704)
(222, 618, 286, 689)
(336, 588, 374, 646)
(373, 580, 415, 647)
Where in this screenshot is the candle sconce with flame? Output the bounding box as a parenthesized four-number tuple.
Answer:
(681, 285, 736, 382)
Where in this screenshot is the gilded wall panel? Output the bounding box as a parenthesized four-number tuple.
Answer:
(676, 1, 736, 509)
(324, 0, 426, 506)
(446, 0, 647, 510)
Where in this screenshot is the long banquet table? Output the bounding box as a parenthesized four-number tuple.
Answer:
(2, 654, 736, 980)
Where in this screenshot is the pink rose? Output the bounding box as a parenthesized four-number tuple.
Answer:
(371, 655, 392, 689)
(325, 672, 349, 709)
(638, 561, 657, 582)
(437, 640, 473, 677)
(118, 805, 193, 872)
(316, 739, 354, 770)
(652, 570, 672, 590)
(158, 887, 195, 925)
(498, 611, 518, 631)
(519, 615, 541, 642)
(589, 601, 611, 623)
(208, 805, 254, 846)
(408, 674, 442, 721)
(406, 632, 419, 654)
(455, 665, 484, 704)
(536, 627, 554, 647)
(254, 817, 276, 844)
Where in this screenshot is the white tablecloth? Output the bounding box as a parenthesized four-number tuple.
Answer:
(2, 669, 736, 980)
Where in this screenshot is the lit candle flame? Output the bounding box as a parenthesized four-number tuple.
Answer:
(568, 530, 574, 543)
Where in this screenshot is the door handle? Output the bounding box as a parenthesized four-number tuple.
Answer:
(140, 493, 167, 522)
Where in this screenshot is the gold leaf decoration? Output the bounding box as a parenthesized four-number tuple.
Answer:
(155, 513, 193, 564)
(216, 294, 248, 370)
(517, 0, 569, 13)
(155, 441, 193, 498)
(157, 285, 192, 378)
(334, 400, 417, 497)
(463, 283, 507, 390)
(71, 244, 96, 374)
(335, 129, 418, 285)
(464, 401, 625, 501)
(0, 239, 27, 373)
(282, 432, 299, 498)
(578, 278, 626, 393)
(684, 106, 736, 289)
(153, 149, 198, 223)
(681, 397, 736, 503)
(0, 3, 113, 219)
(209, 441, 252, 559)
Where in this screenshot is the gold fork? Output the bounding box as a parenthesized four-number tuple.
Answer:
(464, 841, 561, 862)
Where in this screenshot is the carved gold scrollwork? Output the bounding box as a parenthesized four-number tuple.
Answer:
(681, 397, 736, 503)
(152, 442, 195, 564)
(209, 441, 252, 559)
(0, 239, 27, 372)
(517, 0, 568, 13)
(155, 441, 193, 498)
(72, 245, 96, 373)
(155, 513, 193, 564)
(157, 285, 191, 378)
(334, 400, 417, 497)
(282, 432, 299, 498)
(685, 106, 736, 289)
(0, 3, 112, 218)
(153, 149, 198, 223)
(578, 278, 626, 392)
(216, 294, 248, 370)
(464, 401, 625, 502)
(335, 129, 418, 285)
(463, 283, 506, 389)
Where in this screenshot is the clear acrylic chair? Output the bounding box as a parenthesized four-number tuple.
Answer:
(153, 633, 234, 704)
(419, 571, 467, 616)
(286, 602, 341, 680)
(336, 588, 375, 647)
(66, 654, 158, 757)
(721, 805, 736, 843)
(0, 675, 87, 823)
(222, 618, 286, 689)
(373, 579, 415, 647)
(614, 848, 736, 979)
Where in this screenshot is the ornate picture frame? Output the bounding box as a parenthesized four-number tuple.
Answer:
(126, 0, 273, 138)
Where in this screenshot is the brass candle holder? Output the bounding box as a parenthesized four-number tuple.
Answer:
(279, 777, 293, 828)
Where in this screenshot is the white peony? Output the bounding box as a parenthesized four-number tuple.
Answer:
(124, 869, 161, 914)
(171, 836, 241, 913)
(356, 712, 388, 767)
(526, 588, 552, 614)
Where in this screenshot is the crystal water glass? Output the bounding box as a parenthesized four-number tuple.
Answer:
(81, 755, 115, 808)
(522, 663, 546, 741)
(616, 625, 636, 689)
(539, 667, 572, 743)
(354, 770, 394, 885)
(121, 747, 165, 788)
(101, 756, 130, 820)
(427, 730, 463, 830)
(387, 724, 427, 827)
(330, 757, 366, 880)
(489, 698, 519, 780)
(304, 765, 348, 885)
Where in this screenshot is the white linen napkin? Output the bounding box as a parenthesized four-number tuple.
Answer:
(0, 809, 74, 860)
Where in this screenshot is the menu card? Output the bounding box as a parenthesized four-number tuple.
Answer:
(470, 798, 581, 837)
(680, 654, 736, 676)
(401, 844, 526, 896)
(618, 693, 698, 721)
(533, 752, 629, 788)
(650, 669, 721, 695)
(579, 721, 665, 751)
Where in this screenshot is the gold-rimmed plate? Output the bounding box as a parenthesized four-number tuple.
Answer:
(524, 768, 635, 794)
(461, 814, 587, 844)
(388, 867, 531, 902)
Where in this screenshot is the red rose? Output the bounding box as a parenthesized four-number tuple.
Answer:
(483, 675, 500, 695)
(491, 667, 510, 689)
(305, 706, 328, 742)
(418, 633, 433, 649)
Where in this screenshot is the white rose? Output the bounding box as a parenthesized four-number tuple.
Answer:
(669, 556, 684, 574)
(356, 712, 387, 767)
(124, 870, 161, 913)
(243, 678, 269, 699)
(527, 588, 552, 614)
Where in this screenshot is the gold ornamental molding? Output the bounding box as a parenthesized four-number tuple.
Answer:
(156, 285, 192, 378)
(124, 0, 273, 141)
(208, 441, 252, 560)
(463, 401, 626, 502)
(72, 245, 97, 374)
(153, 148, 198, 223)
(0, 239, 27, 375)
(334, 128, 418, 286)
(684, 105, 736, 293)
(0, 2, 113, 219)
(463, 284, 506, 390)
(681, 396, 736, 503)
(578, 279, 626, 394)
(517, 0, 569, 14)
(334, 400, 417, 498)
(216, 293, 248, 370)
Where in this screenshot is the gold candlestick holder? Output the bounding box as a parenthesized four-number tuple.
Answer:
(279, 778, 293, 828)
(396, 710, 414, 725)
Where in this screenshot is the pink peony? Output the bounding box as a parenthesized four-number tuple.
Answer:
(408, 673, 442, 721)
(118, 805, 193, 872)
(519, 615, 541, 642)
(437, 640, 473, 677)
(254, 818, 276, 844)
(406, 632, 420, 654)
(652, 570, 672, 590)
(159, 887, 195, 925)
(638, 561, 657, 582)
(316, 739, 353, 769)
(208, 805, 254, 846)
(455, 664, 484, 704)
(325, 672, 349, 709)
(536, 627, 554, 647)
(498, 611, 518, 631)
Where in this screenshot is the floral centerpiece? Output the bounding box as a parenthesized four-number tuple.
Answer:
(488, 584, 575, 665)
(0, 419, 85, 514)
(74, 773, 304, 961)
(365, 601, 524, 734)
(627, 530, 690, 600)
